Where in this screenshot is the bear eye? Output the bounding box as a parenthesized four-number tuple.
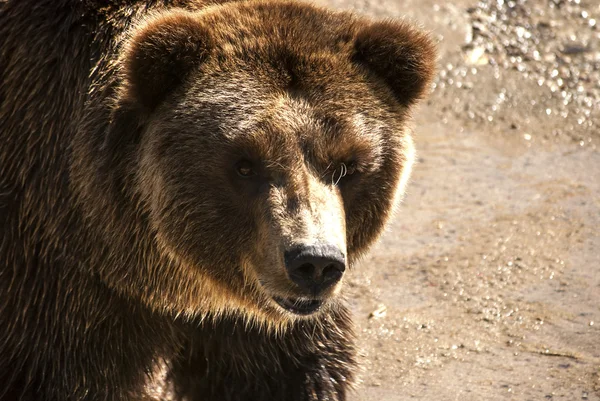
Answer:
(235, 160, 257, 177)
(332, 160, 358, 185)
(345, 161, 358, 175)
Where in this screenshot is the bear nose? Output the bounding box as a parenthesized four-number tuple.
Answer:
(284, 244, 346, 296)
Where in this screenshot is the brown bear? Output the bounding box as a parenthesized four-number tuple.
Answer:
(0, 0, 435, 400)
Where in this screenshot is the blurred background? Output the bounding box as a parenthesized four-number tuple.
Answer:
(315, 0, 600, 399)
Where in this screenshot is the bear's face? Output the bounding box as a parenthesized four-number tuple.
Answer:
(115, 1, 435, 323)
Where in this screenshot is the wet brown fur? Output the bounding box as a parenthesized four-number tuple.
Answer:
(0, 0, 436, 400)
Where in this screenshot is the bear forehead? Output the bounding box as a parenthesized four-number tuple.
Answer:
(165, 52, 393, 164)
(164, 87, 386, 170)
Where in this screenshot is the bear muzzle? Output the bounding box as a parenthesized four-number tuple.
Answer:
(260, 244, 346, 316)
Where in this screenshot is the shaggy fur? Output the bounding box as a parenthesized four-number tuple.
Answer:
(0, 0, 436, 400)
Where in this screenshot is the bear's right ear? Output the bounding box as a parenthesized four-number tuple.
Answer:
(123, 11, 212, 111)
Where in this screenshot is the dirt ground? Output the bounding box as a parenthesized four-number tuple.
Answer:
(315, 0, 600, 399)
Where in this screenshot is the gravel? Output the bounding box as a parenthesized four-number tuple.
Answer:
(434, 0, 599, 140)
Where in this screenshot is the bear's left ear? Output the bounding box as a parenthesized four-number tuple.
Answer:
(123, 11, 212, 111)
(353, 20, 437, 107)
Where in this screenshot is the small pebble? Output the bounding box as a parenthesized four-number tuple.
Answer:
(369, 304, 387, 319)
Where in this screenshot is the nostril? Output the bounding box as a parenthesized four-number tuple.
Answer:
(296, 263, 316, 279)
(322, 263, 343, 283)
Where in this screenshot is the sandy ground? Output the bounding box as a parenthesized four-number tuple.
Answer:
(315, 0, 600, 399)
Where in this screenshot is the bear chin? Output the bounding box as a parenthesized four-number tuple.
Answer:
(272, 297, 325, 316)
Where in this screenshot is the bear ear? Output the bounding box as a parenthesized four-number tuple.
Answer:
(353, 21, 437, 107)
(123, 11, 212, 110)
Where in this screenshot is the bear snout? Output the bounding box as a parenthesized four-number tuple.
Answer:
(284, 244, 346, 296)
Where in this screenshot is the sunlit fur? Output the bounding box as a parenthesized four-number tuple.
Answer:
(0, 0, 436, 400)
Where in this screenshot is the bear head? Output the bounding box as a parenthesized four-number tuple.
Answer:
(86, 0, 435, 326)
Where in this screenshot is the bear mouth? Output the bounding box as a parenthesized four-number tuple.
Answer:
(272, 296, 324, 315)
